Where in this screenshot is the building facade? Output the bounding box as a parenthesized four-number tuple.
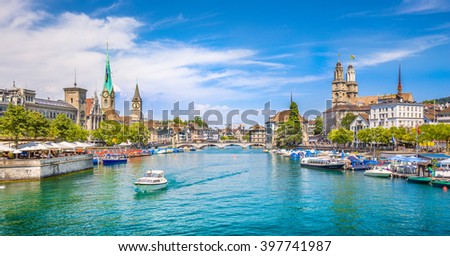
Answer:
(63, 83, 87, 127)
(436, 107, 450, 123)
(84, 92, 103, 131)
(369, 102, 424, 128)
(249, 124, 266, 143)
(0, 82, 77, 121)
(349, 113, 369, 146)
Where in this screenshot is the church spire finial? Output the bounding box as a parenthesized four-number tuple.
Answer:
(397, 61, 402, 97)
(74, 68, 77, 87)
(290, 90, 293, 104)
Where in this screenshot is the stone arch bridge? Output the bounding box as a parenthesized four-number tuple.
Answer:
(175, 142, 266, 149)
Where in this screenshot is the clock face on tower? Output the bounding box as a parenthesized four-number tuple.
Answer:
(110, 91, 115, 98)
(102, 91, 109, 98)
(132, 102, 140, 109)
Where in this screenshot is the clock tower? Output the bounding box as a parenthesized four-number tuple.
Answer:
(131, 82, 142, 122)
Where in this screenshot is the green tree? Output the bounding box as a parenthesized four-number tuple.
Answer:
(173, 117, 184, 125)
(129, 122, 150, 146)
(340, 113, 357, 130)
(51, 114, 75, 141)
(275, 101, 303, 148)
(27, 111, 51, 139)
(356, 128, 372, 145)
(68, 125, 89, 142)
(328, 128, 353, 146)
(372, 126, 390, 145)
(192, 116, 208, 128)
(313, 116, 323, 135)
(0, 104, 30, 147)
(92, 120, 123, 146)
(434, 123, 450, 151)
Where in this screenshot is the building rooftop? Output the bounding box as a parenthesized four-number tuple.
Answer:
(348, 93, 414, 106)
(34, 98, 77, 109)
(323, 104, 370, 113)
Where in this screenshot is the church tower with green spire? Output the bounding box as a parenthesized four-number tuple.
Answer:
(101, 44, 115, 113)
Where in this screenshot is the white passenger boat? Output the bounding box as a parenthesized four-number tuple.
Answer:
(134, 170, 168, 193)
(364, 166, 392, 178)
(300, 157, 345, 170)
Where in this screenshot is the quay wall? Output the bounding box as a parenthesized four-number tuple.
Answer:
(0, 154, 93, 181)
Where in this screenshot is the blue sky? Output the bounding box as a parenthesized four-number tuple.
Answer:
(1, 0, 449, 122)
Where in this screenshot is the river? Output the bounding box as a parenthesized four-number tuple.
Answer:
(1, 147, 449, 235)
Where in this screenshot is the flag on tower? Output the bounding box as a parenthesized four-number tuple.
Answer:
(350, 54, 356, 60)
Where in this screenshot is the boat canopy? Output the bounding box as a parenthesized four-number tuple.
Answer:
(388, 155, 409, 161)
(145, 170, 165, 177)
(347, 156, 362, 163)
(405, 156, 428, 163)
(438, 159, 450, 165)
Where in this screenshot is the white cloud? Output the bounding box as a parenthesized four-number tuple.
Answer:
(396, 0, 450, 14)
(0, 0, 308, 107)
(356, 35, 449, 67)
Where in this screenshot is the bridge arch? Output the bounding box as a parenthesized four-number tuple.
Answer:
(247, 143, 265, 148)
(175, 142, 267, 149)
(198, 144, 222, 149)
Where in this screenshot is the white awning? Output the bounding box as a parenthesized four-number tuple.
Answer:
(0, 144, 15, 152)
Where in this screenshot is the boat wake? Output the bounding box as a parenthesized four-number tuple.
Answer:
(175, 170, 249, 189)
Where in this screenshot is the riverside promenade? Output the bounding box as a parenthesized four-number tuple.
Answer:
(0, 154, 93, 181)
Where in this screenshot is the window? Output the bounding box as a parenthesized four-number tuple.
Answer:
(71, 98, 73, 103)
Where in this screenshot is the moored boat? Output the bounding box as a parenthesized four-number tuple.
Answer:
(345, 156, 371, 171)
(431, 179, 450, 188)
(300, 157, 345, 170)
(407, 176, 432, 184)
(134, 170, 168, 193)
(102, 155, 127, 165)
(364, 166, 392, 178)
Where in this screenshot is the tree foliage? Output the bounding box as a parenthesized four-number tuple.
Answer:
(275, 101, 303, 148)
(0, 104, 88, 146)
(340, 113, 357, 130)
(313, 116, 323, 135)
(28, 111, 51, 139)
(0, 104, 29, 147)
(92, 120, 151, 146)
(328, 128, 353, 146)
(51, 114, 88, 142)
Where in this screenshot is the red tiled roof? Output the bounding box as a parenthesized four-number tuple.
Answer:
(84, 98, 94, 116)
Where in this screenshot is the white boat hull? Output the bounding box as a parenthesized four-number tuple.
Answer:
(134, 182, 168, 193)
(364, 170, 392, 178)
(434, 170, 450, 178)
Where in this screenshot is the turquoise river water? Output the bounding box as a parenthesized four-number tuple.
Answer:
(1, 147, 450, 236)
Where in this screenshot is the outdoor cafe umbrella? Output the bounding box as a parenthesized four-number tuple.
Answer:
(0, 144, 15, 152)
(18, 142, 50, 151)
(12, 149, 22, 158)
(56, 142, 77, 150)
(72, 142, 94, 149)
